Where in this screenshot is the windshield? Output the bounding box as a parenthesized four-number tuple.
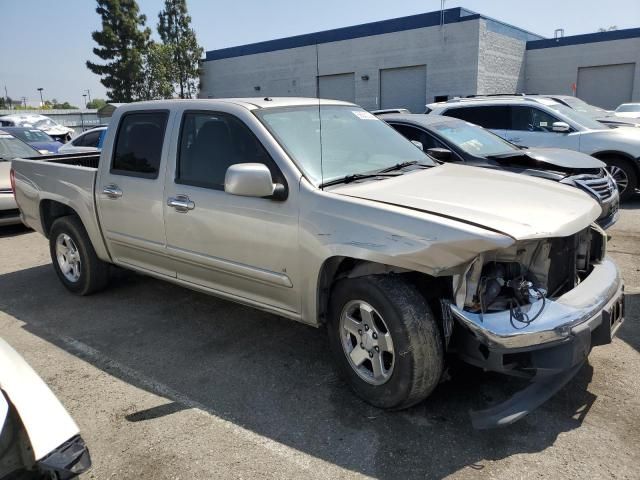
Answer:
(545, 103, 608, 130)
(616, 104, 640, 113)
(255, 105, 435, 185)
(33, 118, 59, 129)
(0, 134, 37, 160)
(556, 96, 607, 116)
(430, 119, 519, 157)
(14, 129, 54, 142)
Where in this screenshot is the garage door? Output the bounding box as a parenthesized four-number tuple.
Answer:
(577, 63, 635, 110)
(380, 65, 427, 113)
(318, 73, 355, 103)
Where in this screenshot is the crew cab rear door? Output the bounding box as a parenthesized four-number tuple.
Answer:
(161, 104, 300, 315)
(96, 107, 176, 277)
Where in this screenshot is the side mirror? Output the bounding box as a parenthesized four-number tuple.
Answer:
(552, 121, 571, 133)
(426, 147, 453, 161)
(410, 140, 424, 151)
(224, 163, 286, 200)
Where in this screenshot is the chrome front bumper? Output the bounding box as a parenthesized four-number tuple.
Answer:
(450, 257, 624, 351)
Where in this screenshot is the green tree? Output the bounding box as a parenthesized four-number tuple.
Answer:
(157, 0, 203, 98)
(86, 98, 108, 109)
(137, 43, 177, 100)
(87, 0, 151, 102)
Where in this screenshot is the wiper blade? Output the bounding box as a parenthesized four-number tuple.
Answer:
(320, 172, 400, 188)
(376, 160, 419, 173)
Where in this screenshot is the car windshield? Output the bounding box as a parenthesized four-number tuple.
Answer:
(0, 134, 38, 160)
(616, 104, 640, 113)
(430, 119, 519, 157)
(254, 105, 435, 185)
(556, 97, 607, 116)
(545, 103, 608, 130)
(14, 129, 54, 142)
(33, 118, 58, 129)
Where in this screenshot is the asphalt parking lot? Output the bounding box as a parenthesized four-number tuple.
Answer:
(1, 200, 639, 480)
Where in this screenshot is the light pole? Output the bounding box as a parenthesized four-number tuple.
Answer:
(37, 87, 44, 107)
(83, 94, 87, 108)
(85, 89, 91, 104)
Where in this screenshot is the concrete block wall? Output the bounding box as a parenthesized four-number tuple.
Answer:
(200, 20, 483, 110)
(525, 37, 640, 100)
(476, 19, 527, 94)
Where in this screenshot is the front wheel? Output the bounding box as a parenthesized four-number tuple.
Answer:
(328, 275, 444, 410)
(604, 157, 637, 200)
(49, 216, 110, 295)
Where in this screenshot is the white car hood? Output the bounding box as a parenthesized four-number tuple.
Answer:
(582, 126, 640, 156)
(333, 163, 601, 240)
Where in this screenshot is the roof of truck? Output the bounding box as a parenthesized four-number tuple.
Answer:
(116, 97, 356, 112)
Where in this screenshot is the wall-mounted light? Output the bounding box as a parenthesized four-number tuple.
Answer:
(254, 86, 261, 91)
(361, 75, 370, 81)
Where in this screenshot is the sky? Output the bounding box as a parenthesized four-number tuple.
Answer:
(1, 0, 639, 106)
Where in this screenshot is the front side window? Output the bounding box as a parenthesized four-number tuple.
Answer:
(511, 106, 562, 132)
(81, 130, 102, 148)
(177, 112, 282, 190)
(443, 106, 510, 130)
(255, 106, 434, 185)
(112, 112, 168, 178)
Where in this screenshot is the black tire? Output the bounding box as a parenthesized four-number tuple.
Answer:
(328, 275, 444, 410)
(603, 156, 638, 201)
(49, 216, 110, 295)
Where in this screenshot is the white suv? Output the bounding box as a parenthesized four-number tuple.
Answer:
(426, 96, 640, 199)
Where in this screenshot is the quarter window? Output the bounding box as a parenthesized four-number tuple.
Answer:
(177, 112, 282, 190)
(111, 112, 168, 178)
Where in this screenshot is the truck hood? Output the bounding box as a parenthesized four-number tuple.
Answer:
(332, 163, 601, 240)
(0, 162, 10, 190)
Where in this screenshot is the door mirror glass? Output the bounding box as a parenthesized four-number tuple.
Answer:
(225, 163, 285, 199)
(552, 121, 571, 133)
(426, 147, 452, 161)
(410, 140, 423, 151)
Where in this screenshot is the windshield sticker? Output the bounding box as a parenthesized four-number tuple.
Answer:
(353, 110, 377, 120)
(0, 134, 13, 139)
(539, 121, 548, 127)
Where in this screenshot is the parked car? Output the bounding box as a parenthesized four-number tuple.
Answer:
(539, 95, 640, 128)
(379, 113, 619, 229)
(615, 103, 640, 119)
(426, 96, 640, 199)
(0, 337, 91, 478)
(0, 114, 74, 143)
(58, 126, 107, 154)
(0, 126, 63, 153)
(1, 129, 42, 226)
(12, 98, 624, 428)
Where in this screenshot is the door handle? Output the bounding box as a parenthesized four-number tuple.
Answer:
(167, 195, 195, 213)
(102, 184, 123, 199)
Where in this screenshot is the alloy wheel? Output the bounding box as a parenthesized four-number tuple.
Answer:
(56, 233, 82, 283)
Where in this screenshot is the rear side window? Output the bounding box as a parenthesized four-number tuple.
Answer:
(81, 130, 102, 148)
(443, 106, 510, 130)
(112, 112, 168, 178)
(176, 111, 283, 190)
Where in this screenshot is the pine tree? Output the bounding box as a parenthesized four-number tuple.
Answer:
(87, 0, 151, 102)
(158, 0, 203, 98)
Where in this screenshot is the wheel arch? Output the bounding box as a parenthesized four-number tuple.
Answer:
(591, 150, 640, 177)
(40, 199, 77, 238)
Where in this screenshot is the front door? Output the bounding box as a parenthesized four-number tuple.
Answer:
(504, 106, 580, 150)
(163, 108, 300, 315)
(96, 109, 176, 277)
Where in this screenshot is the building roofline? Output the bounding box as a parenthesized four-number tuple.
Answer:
(205, 7, 544, 62)
(526, 27, 640, 50)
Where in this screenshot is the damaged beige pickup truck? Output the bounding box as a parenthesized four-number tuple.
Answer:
(11, 98, 625, 428)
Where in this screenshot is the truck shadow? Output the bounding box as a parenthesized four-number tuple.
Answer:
(1, 264, 625, 479)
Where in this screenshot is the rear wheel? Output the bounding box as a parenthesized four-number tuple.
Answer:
(328, 275, 443, 410)
(603, 157, 637, 200)
(49, 216, 109, 295)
